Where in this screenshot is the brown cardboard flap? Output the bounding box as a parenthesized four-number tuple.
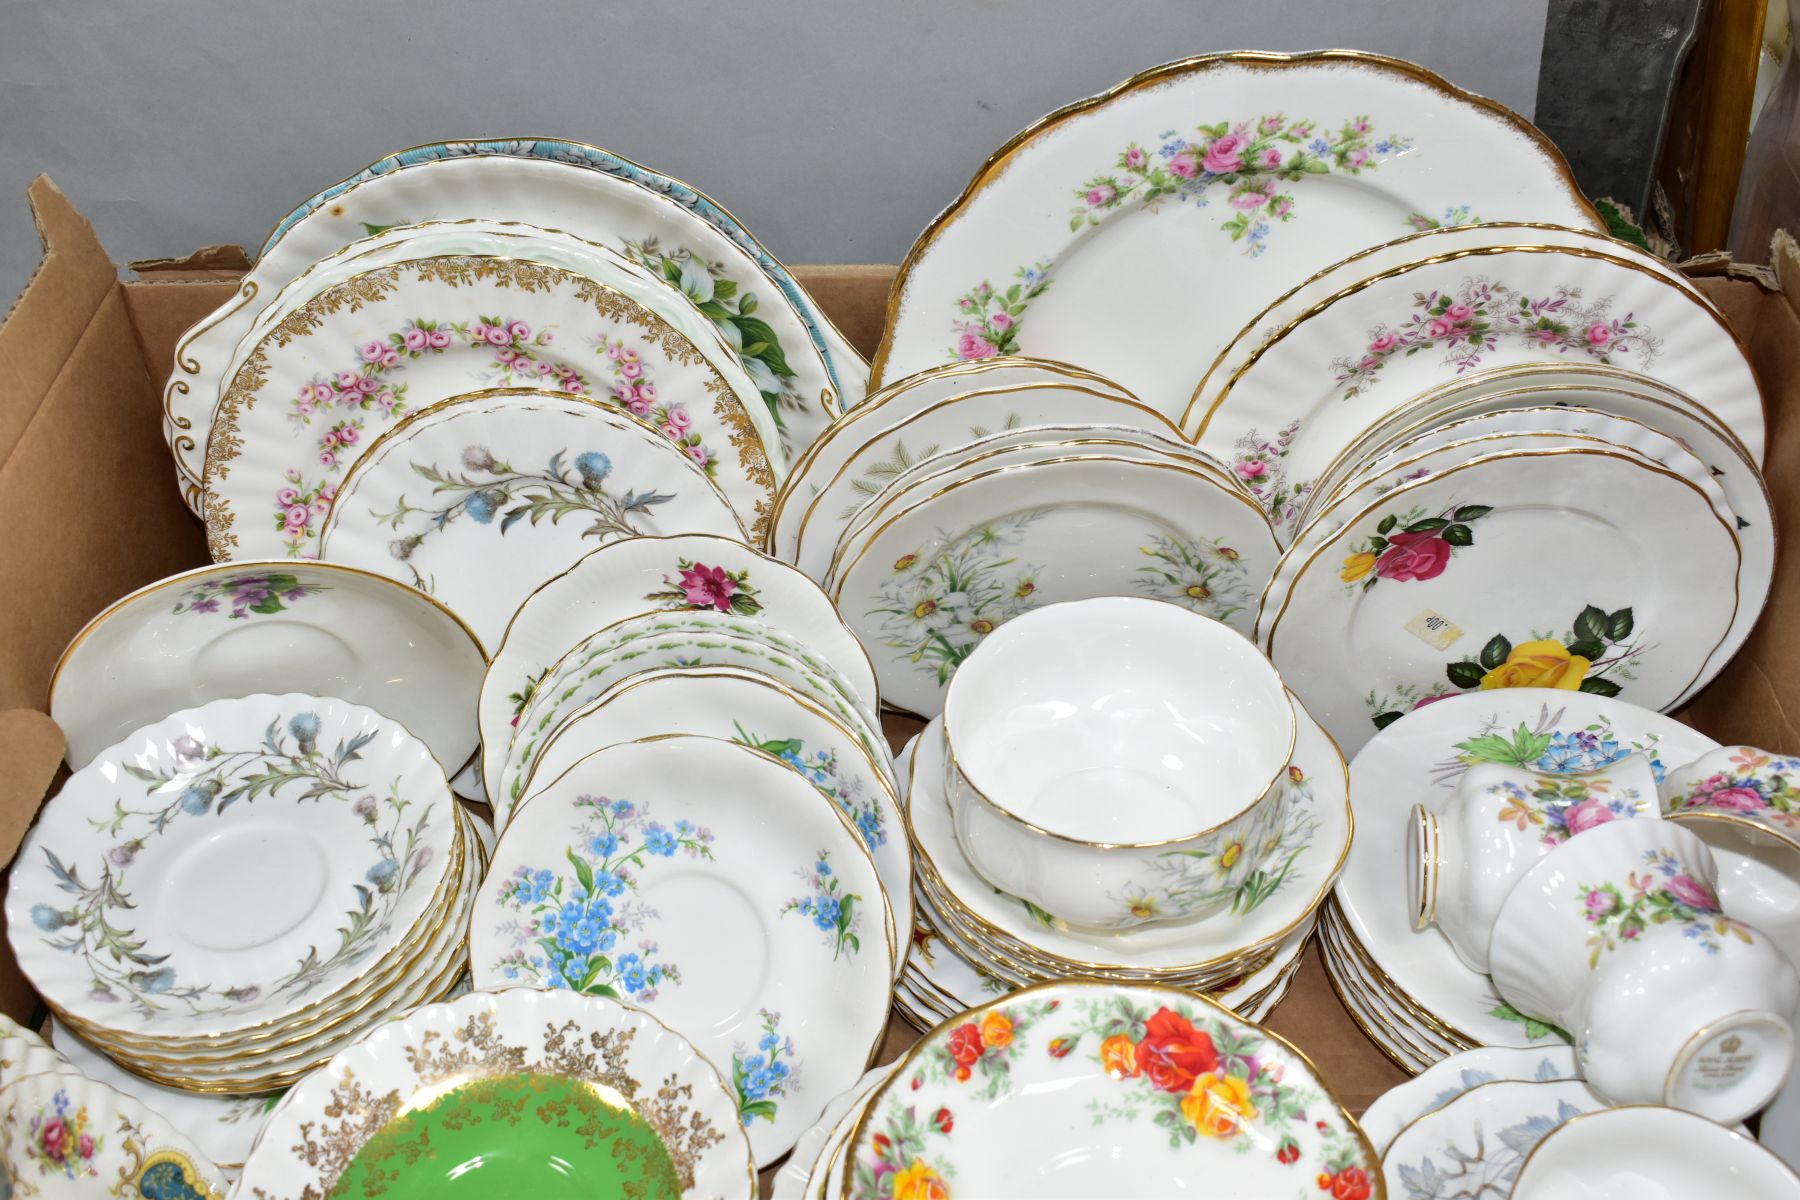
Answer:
(0, 710, 64, 868)
(793, 265, 894, 360)
(128, 245, 253, 278)
(0, 178, 118, 467)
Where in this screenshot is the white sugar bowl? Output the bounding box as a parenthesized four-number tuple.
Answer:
(1408, 752, 1660, 972)
(943, 597, 1296, 932)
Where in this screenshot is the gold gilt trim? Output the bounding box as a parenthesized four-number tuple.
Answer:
(203, 255, 775, 561)
(868, 48, 1601, 390)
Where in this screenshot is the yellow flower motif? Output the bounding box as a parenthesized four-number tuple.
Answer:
(913, 599, 939, 620)
(970, 619, 994, 635)
(1015, 580, 1036, 598)
(1217, 547, 1240, 560)
(980, 1010, 1013, 1049)
(1479, 639, 1590, 691)
(1340, 551, 1378, 582)
(1100, 1033, 1139, 1078)
(1181, 1071, 1258, 1138)
(1185, 582, 1212, 601)
(894, 1159, 950, 1200)
(1219, 841, 1242, 869)
(894, 553, 918, 572)
(1128, 896, 1158, 919)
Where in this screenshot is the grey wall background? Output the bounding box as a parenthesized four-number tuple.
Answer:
(0, 0, 1549, 311)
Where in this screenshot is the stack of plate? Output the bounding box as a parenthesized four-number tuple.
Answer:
(775, 356, 1280, 718)
(771, 1064, 898, 1200)
(889, 686, 1346, 1031)
(1322, 689, 1720, 1072)
(465, 534, 900, 1168)
(4, 694, 487, 1094)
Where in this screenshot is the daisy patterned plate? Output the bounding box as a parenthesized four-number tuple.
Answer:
(873, 50, 1598, 421)
(841, 980, 1378, 1199)
(470, 735, 894, 1166)
(317, 389, 743, 650)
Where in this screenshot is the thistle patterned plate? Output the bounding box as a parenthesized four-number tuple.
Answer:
(1335, 689, 1718, 1050)
(480, 532, 878, 766)
(5, 693, 457, 1041)
(906, 698, 1348, 979)
(784, 373, 1177, 581)
(500, 611, 890, 823)
(840, 980, 1378, 1200)
(0, 1070, 230, 1198)
(48, 559, 484, 772)
(1258, 446, 1740, 755)
(168, 144, 858, 513)
(1189, 221, 1705, 445)
(317, 389, 743, 649)
(1379, 1079, 1599, 1200)
(872, 50, 1598, 421)
(231, 986, 755, 1200)
(202, 252, 775, 561)
(524, 666, 908, 967)
(470, 736, 894, 1166)
(1189, 244, 1763, 540)
(832, 453, 1278, 717)
(1360, 1045, 1578, 1154)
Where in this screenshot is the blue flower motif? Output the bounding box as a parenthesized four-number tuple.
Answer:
(857, 809, 885, 849)
(618, 953, 649, 994)
(366, 859, 399, 890)
(465, 489, 504, 524)
(811, 896, 841, 931)
(591, 868, 626, 898)
(30, 904, 64, 932)
(611, 799, 635, 818)
(675, 819, 694, 837)
(137, 967, 176, 994)
(1374, 139, 1392, 154)
(178, 784, 216, 815)
(575, 451, 613, 489)
(644, 825, 677, 857)
(759, 1032, 781, 1052)
(589, 832, 620, 859)
(288, 711, 321, 748)
(816, 859, 831, 878)
(1309, 137, 1330, 154)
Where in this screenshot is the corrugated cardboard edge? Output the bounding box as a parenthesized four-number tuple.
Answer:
(0, 711, 63, 869)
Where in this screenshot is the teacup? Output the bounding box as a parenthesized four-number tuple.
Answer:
(1490, 818, 1799, 1122)
(1408, 753, 1660, 972)
(942, 597, 1295, 932)
(1668, 808, 1800, 975)
(1511, 1106, 1800, 1199)
(1661, 745, 1800, 831)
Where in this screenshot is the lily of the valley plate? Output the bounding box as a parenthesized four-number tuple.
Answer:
(1191, 244, 1763, 538)
(1259, 446, 1740, 754)
(232, 986, 755, 1200)
(1380, 1079, 1600, 1200)
(6, 693, 457, 1041)
(500, 613, 888, 824)
(1335, 688, 1719, 1049)
(168, 142, 857, 511)
(1359, 1045, 1578, 1154)
(522, 666, 908, 967)
(46, 559, 485, 772)
(0, 1070, 230, 1199)
(203, 251, 776, 562)
(842, 980, 1378, 1200)
(470, 736, 894, 1166)
(480, 532, 878, 766)
(874, 50, 1598, 421)
(316, 389, 742, 648)
(785, 374, 1176, 580)
(826, 433, 1248, 590)
(833, 454, 1279, 717)
(907, 699, 1348, 979)
(1190, 221, 1707, 432)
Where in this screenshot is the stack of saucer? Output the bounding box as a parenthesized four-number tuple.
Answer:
(891, 597, 1349, 1030)
(4, 694, 484, 1094)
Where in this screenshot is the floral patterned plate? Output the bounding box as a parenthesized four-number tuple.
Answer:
(785, 375, 1177, 581)
(470, 736, 894, 1166)
(500, 611, 890, 822)
(522, 666, 908, 970)
(1379, 1078, 1598, 1200)
(202, 251, 776, 561)
(1189, 243, 1763, 540)
(1316, 903, 1459, 1073)
(480, 532, 879, 765)
(841, 980, 1378, 1200)
(5, 693, 458, 1042)
(906, 696, 1348, 979)
(1190, 221, 1705, 450)
(169, 144, 856, 514)
(231, 987, 755, 1200)
(317, 388, 743, 648)
(1334, 689, 1718, 1050)
(1258, 445, 1740, 755)
(771, 1065, 897, 1200)
(48, 559, 484, 772)
(0, 1070, 229, 1198)
(872, 50, 1598, 422)
(1359, 1045, 1578, 1154)
(832, 452, 1278, 717)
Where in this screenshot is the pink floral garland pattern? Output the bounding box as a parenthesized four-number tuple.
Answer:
(1330, 278, 1662, 400)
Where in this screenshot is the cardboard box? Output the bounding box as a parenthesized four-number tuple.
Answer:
(3, 172, 1797, 1128)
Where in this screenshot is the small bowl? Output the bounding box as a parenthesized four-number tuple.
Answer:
(942, 597, 1295, 931)
(1512, 1106, 1800, 1198)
